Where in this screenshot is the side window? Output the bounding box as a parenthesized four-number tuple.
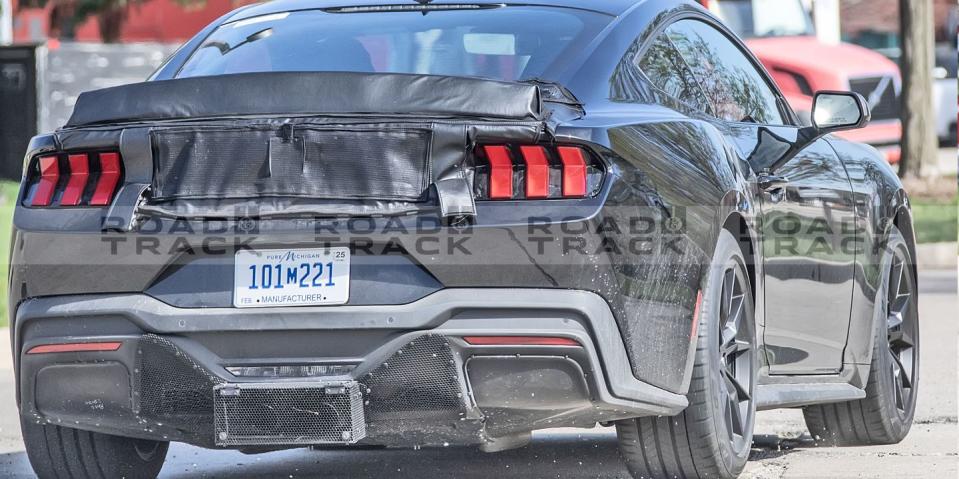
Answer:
(665, 19, 785, 125)
(635, 33, 712, 115)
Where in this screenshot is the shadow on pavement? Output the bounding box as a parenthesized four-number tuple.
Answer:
(749, 433, 819, 462)
(157, 431, 824, 479)
(161, 433, 632, 479)
(0, 430, 825, 478)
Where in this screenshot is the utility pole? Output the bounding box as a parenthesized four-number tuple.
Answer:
(897, 0, 937, 178)
(0, 0, 13, 45)
(812, 0, 841, 45)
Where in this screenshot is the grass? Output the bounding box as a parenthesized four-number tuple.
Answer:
(0, 180, 18, 328)
(912, 197, 959, 244)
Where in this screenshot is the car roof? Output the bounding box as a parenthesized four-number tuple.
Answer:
(225, 0, 646, 23)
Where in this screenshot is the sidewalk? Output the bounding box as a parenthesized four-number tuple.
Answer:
(0, 328, 21, 455)
(930, 146, 957, 178)
(917, 242, 957, 269)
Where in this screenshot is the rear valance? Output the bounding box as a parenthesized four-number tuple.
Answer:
(65, 72, 544, 127)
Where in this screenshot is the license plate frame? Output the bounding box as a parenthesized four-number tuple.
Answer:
(233, 247, 350, 308)
(214, 381, 366, 446)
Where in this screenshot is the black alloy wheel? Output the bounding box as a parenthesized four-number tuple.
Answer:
(718, 265, 755, 455)
(886, 242, 918, 416)
(803, 226, 919, 447)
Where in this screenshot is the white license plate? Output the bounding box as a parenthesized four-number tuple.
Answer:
(233, 248, 350, 308)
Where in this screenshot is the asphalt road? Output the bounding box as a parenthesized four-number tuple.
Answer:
(0, 270, 955, 478)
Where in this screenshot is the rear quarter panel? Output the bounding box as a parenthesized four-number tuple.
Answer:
(553, 102, 755, 393)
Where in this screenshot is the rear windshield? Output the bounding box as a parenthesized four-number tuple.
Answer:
(176, 6, 610, 81)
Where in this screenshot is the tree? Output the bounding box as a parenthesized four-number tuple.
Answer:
(897, 0, 938, 178)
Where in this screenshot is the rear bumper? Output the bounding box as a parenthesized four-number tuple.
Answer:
(14, 288, 687, 448)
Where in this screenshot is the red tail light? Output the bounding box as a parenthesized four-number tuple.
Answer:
(557, 146, 587, 198)
(474, 144, 602, 200)
(60, 154, 89, 206)
(31, 156, 60, 207)
(24, 151, 123, 208)
(519, 145, 550, 199)
(91, 152, 122, 206)
(27, 341, 123, 355)
(483, 145, 514, 200)
(463, 336, 581, 347)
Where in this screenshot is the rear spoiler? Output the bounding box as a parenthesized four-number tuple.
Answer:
(65, 72, 545, 127)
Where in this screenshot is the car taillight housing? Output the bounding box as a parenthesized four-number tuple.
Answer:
(22, 151, 123, 208)
(472, 144, 604, 200)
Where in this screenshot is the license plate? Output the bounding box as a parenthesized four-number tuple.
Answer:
(233, 248, 350, 308)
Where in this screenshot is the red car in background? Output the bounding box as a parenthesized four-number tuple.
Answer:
(702, 0, 903, 163)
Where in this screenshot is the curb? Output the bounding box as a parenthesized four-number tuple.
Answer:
(917, 242, 957, 270)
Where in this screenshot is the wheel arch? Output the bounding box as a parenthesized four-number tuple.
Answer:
(892, 203, 918, 283)
(849, 194, 916, 387)
(676, 207, 759, 394)
(722, 212, 758, 303)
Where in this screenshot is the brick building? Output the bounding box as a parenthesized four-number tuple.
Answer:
(840, 0, 958, 46)
(10, 0, 254, 43)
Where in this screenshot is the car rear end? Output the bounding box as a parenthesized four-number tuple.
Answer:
(10, 4, 691, 457)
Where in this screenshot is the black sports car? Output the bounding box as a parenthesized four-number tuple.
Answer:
(9, 1, 919, 478)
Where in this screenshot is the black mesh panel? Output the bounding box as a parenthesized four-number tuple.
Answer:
(135, 334, 222, 435)
(361, 334, 465, 422)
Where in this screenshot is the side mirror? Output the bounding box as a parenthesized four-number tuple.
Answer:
(811, 91, 871, 132)
(760, 91, 872, 175)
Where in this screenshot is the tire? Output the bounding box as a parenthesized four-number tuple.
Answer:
(803, 226, 919, 446)
(21, 419, 168, 479)
(616, 229, 758, 479)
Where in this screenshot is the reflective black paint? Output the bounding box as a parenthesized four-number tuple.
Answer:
(10, 0, 914, 402)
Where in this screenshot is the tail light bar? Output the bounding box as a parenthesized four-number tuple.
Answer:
(27, 341, 123, 355)
(463, 336, 581, 347)
(484, 145, 514, 199)
(473, 144, 603, 200)
(60, 154, 90, 206)
(23, 151, 124, 208)
(556, 146, 588, 198)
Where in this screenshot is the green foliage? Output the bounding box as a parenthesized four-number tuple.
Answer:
(912, 197, 959, 244)
(0, 181, 19, 328)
